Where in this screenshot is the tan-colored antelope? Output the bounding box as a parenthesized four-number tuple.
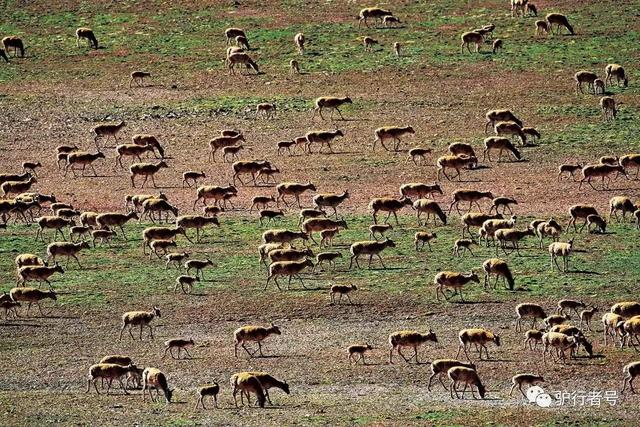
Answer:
(65, 152, 105, 177)
(373, 126, 415, 152)
(546, 13, 575, 35)
(436, 154, 477, 181)
(461, 31, 483, 53)
(129, 161, 168, 188)
(312, 96, 352, 121)
(93, 121, 126, 149)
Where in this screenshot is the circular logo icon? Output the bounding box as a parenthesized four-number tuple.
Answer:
(527, 386, 545, 403)
(535, 393, 553, 408)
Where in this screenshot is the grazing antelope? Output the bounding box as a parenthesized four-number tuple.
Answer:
(227, 52, 259, 75)
(605, 64, 629, 88)
(461, 31, 483, 53)
(428, 359, 476, 391)
(312, 96, 352, 121)
(495, 227, 535, 255)
(546, 13, 575, 35)
(373, 126, 415, 152)
(434, 271, 480, 302)
(483, 258, 515, 290)
(231, 371, 289, 406)
(93, 121, 126, 149)
(131, 134, 165, 158)
(494, 121, 527, 145)
(575, 71, 598, 94)
(436, 154, 477, 181)
(358, 7, 393, 28)
(130, 161, 168, 188)
(485, 110, 522, 134)
(76, 27, 98, 49)
(594, 78, 605, 95)
(483, 137, 521, 161)
(2, 36, 25, 57)
(142, 367, 173, 404)
(413, 199, 448, 226)
(130, 71, 151, 87)
(230, 373, 266, 408)
(492, 39, 503, 54)
(363, 36, 378, 51)
(255, 103, 276, 119)
(601, 96, 618, 121)
(568, 204, 598, 232)
(542, 332, 578, 363)
(225, 28, 246, 44)
(388, 330, 438, 364)
(535, 19, 549, 35)
(586, 214, 606, 233)
(294, 32, 305, 54)
(448, 366, 486, 400)
(369, 196, 413, 224)
(86, 363, 138, 395)
(289, 59, 300, 74)
(235, 35, 250, 50)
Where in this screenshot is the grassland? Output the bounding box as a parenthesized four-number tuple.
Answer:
(1, 0, 640, 425)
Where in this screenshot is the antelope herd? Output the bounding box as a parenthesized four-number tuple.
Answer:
(0, 1, 639, 419)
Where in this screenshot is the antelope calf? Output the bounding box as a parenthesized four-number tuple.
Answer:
(329, 284, 357, 304)
(255, 103, 276, 120)
(601, 96, 618, 121)
(182, 171, 206, 188)
(363, 36, 378, 51)
(130, 71, 151, 87)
